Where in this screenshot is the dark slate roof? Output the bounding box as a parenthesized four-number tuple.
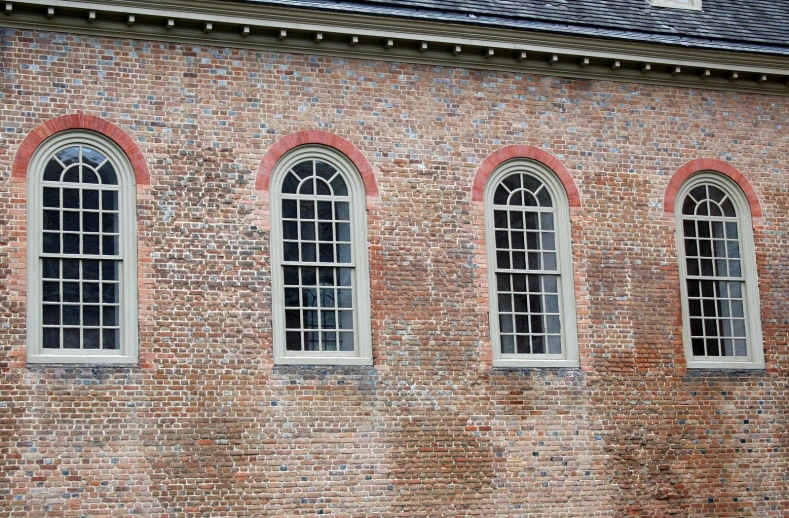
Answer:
(233, 0, 789, 55)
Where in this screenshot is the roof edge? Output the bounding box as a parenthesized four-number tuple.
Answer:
(3, 0, 789, 95)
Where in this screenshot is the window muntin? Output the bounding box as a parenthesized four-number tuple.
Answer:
(676, 174, 763, 369)
(27, 133, 137, 364)
(485, 160, 578, 367)
(271, 147, 372, 365)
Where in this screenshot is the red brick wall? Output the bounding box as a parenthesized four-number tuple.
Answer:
(1, 29, 787, 516)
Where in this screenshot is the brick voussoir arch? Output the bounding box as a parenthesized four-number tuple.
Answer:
(472, 145, 581, 207)
(11, 113, 150, 186)
(256, 130, 379, 197)
(664, 158, 762, 217)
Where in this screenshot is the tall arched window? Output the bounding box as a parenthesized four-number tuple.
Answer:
(675, 172, 763, 369)
(27, 131, 138, 364)
(270, 146, 372, 365)
(485, 159, 578, 367)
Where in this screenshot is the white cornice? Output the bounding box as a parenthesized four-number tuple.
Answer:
(3, 0, 789, 95)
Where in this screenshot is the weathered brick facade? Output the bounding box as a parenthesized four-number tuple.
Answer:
(1, 26, 787, 516)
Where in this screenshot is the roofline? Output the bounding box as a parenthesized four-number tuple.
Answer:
(3, 0, 789, 95)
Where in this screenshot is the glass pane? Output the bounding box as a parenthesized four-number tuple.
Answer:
(283, 266, 299, 286)
(102, 191, 118, 211)
(83, 190, 99, 210)
(320, 288, 335, 308)
(63, 305, 80, 325)
(103, 306, 118, 326)
(286, 332, 302, 351)
(292, 161, 313, 179)
(83, 212, 99, 233)
(63, 189, 80, 209)
(63, 329, 81, 349)
(282, 172, 299, 194)
(284, 288, 300, 307)
(62, 259, 80, 279)
(339, 332, 354, 351)
(298, 179, 314, 195)
(103, 213, 119, 233)
(321, 311, 336, 329)
(63, 211, 80, 232)
(43, 233, 60, 254)
(83, 329, 101, 349)
(337, 289, 353, 308)
(317, 201, 332, 221)
(494, 210, 507, 229)
(97, 163, 117, 184)
(44, 159, 62, 181)
(323, 332, 337, 351)
(102, 329, 119, 350)
(338, 311, 353, 330)
(335, 202, 350, 221)
(102, 261, 119, 281)
(338, 268, 352, 287)
(331, 176, 348, 196)
(301, 268, 317, 286)
(63, 282, 80, 302)
(43, 305, 60, 325)
(83, 305, 100, 326)
(500, 335, 515, 354)
(499, 314, 513, 333)
(301, 243, 316, 262)
(303, 310, 319, 329)
(43, 259, 59, 279)
(319, 243, 334, 262)
(282, 199, 297, 219)
(102, 283, 119, 303)
(300, 200, 315, 219)
(316, 179, 332, 196)
(318, 222, 334, 242)
(43, 282, 60, 302)
(336, 223, 351, 242)
(548, 335, 562, 355)
(63, 168, 80, 183)
(285, 310, 301, 329)
(302, 288, 318, 307)
(43, 328, 60, 348)
(535, 188, 552, 207)
(83, 283, 100, 303)
(498, 294, 512, 312)
(102, 236, 118, 256)
(494, 185, 508, 205)
(83, 235, 100, 255)
(43, 187, 60, 208)
(512, 252, 526, 270)
(43, 210, 60, 231)
(513, 294, 527, 313)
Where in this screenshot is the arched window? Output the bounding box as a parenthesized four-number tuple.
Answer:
(27, 131, 138, 364)
(485, 159, 578, 367)
(675, 173, 763, 369)
(270, 146, 372, 365)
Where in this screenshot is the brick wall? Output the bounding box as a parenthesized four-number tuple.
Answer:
(0, 29, 787, 516)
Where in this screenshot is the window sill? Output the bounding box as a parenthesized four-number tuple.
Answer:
(493, 358, 580, 369)
(27, 354, 138, 365)
(686, 360, 765, 370)
(274, 356, 373, 366)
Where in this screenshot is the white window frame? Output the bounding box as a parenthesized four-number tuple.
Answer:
(26, 130, 138, 364)
(675, 172, 764, 370)
(270, 145, 373, 365)
(649, 0, 702, 11)
(485, 159, 579, 368)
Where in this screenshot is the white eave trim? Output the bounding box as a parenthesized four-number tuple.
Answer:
(3, 0, 789, 95)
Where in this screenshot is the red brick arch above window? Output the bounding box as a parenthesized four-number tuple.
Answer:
(471, 145, 581, 208)
(663, 158, 762, 217)
(256, 130, 379, 197)
(11, 114, 150, 186)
